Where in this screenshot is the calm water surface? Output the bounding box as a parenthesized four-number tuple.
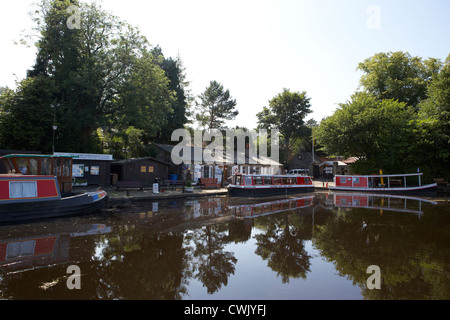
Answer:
(0, 191, 449, 300)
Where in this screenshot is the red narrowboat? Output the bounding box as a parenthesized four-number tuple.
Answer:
(330, 173, 437, 194)
(228, 174, 315, 197)
(0, 155, 108, 224)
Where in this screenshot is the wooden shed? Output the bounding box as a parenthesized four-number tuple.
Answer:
(111, 157, 172, 186)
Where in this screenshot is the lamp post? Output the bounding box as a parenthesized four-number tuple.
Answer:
(52, 125, 58, 155)
(51, 103, 58, 155)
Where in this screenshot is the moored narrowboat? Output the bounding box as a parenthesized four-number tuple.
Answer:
(228, 174, 315, 197)
(0, 154, 108, 224)
(330, 173, 437, 194)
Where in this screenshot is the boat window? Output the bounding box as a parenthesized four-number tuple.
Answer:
(235, 175, 242, 185)
(353, 177, 360, 184)
(29, 158, 38, 175)
(254, 176, 263, 185)
(10, 181, 38, 199)
(304, 177, 310, 184)
(244, 176, 253, 186)
(6, 240, 36, 259)
(273, 177, 281, 185)
(282, 177, 291, 185)
(6, 159, 15, 173)
(63, 158, 71, 177)
(340, 177, 347, 184)
(263, 177, 273, 185)
(17, 158, 28, 174)
(53, 158, 62, 176)
(41, 158, 51, 175)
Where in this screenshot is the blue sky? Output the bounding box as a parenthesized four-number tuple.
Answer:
(1, 0, 449, 129)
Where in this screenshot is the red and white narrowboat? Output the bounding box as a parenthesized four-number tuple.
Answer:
(228, 174, 314, 197)
(0, 175, 107, 224)
(0, 154, 108, 224)
(330, 173, 437, 194)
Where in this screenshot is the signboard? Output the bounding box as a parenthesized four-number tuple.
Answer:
(90, 166, 100, 176)
(141, 166, 147, 173)
(54, 152, 113, 161)
(73, 164, 85, 178)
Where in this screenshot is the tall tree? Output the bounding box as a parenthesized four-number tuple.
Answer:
(195, 81, 238, 130)
(416, 54, 450, 179)
(314, 92, 422, 174)
(257, 89, 312, 162)
(152, 47, 192, 143)
(1, 0, 176, 154)
(0, 77, 55, 152)
(357, 51, 441, 110)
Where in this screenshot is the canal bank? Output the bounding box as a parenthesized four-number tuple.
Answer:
(74, 180, 332, 204)
(74, 185, 229, 204)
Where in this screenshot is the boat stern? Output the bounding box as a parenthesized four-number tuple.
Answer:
(88, 190, 108, 203)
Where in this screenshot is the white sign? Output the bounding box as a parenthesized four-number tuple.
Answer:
(153, 183, 159, 194)
(55, 152, 113, 161)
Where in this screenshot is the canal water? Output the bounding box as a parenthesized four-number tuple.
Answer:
(0, 191, 449, 300)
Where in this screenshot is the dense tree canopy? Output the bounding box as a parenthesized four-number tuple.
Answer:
(195, 80, 238, 130)
(257, 89, 312, 162)
(0, 0, 190, 158)
(357, 51, 441, 109)
(315, 51, 449, 180)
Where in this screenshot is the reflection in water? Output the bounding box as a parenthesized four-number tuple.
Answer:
(0, 192, 448, 300)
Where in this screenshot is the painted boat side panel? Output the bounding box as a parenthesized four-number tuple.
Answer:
(329, 183, 437, 193)
(228, 185, 315, 197)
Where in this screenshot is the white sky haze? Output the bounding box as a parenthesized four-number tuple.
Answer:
(1, 0, 449, 129)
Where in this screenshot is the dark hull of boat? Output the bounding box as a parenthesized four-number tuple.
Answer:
(0, 193, 108, 224)
(228, 186, 315, 197)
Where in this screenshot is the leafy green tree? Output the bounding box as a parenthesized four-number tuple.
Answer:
(195, 80, 238, 130)
(417, 54, 450, 179)
(257, 89, 312, 162)
(314, 92, 418, 174)
(0, 77, 55, 152)
(112, 50, 175, 141)
(1, 0, 177, 154)
(357, 51, 441, 110)
(152, 47, 192, 143)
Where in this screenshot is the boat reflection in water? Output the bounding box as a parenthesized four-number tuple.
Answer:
(229, 195, 315, 220)
(328, 192, 438, 218)
(0, 223, 111, 274)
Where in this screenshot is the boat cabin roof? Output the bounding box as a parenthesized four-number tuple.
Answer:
(234, 174, 310, 177)
(335, 173, 423, 178)
(0, 154, 74, 159)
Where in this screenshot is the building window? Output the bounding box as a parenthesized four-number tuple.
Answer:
(10, 181, 37, 199)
